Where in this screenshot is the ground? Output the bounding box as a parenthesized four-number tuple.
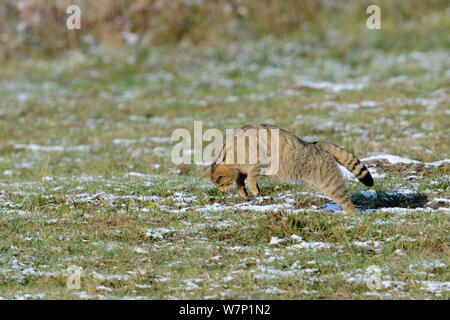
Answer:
(0, 37, 448, 299)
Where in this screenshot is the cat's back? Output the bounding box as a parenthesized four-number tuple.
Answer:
(238, 125, 337, 180)
(235, 124, 306, 146)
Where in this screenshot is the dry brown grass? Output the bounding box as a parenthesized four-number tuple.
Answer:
(0, 0, 448, 61)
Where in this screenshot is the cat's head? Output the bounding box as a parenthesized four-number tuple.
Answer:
(201, 163, 238, 192)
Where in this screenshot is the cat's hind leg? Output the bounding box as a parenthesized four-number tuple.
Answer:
(313, 181, 357, 214)
(304, 167, 357, 214)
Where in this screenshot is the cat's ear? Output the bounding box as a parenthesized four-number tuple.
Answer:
(201, 167, 212, 180)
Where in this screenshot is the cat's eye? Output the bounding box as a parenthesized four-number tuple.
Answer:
(215, 175, 223, 182)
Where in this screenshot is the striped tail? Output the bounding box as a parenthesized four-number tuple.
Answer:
(314, 141, 374, 187)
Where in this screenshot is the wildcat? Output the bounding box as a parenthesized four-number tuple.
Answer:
(202, 124, 373, 214)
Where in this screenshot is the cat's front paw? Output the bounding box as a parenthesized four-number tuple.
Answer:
(249, 184, 260, 196)
(238, 188, 248, 199)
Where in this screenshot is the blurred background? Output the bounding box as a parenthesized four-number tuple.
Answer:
(0, 0, 448, 60)
(0, 0, 448, 179)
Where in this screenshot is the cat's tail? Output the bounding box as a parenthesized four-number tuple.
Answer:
(314, 141, 374, 187)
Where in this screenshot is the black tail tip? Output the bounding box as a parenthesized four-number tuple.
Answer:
(359, 174, 374, 187)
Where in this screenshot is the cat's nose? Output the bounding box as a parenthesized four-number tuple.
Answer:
(220, 186, 230, 192)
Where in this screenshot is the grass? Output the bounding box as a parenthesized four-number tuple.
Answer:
(0, 18, 449, 299)
(0, 176, 448, 299)
(2, 0, 450, 60)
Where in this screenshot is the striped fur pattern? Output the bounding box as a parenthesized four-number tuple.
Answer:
(202, 124, 374, 214)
